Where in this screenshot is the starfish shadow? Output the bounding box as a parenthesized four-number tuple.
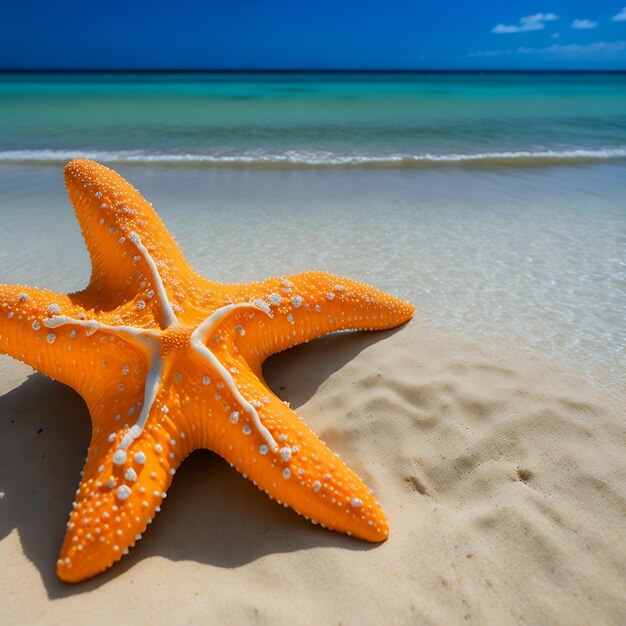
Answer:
(263, 328, 394, 407)
(0, 328, 398, 598)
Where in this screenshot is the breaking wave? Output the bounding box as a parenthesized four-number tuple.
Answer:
(1, 148, 626, 169)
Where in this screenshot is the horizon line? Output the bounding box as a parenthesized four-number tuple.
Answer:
(1, 68, 625, 74)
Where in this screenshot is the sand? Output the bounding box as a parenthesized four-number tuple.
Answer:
(1, 319, 624, 625)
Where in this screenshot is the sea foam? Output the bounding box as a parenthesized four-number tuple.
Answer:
(1, 148, 626, 169)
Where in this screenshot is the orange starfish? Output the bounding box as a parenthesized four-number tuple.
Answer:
(0, 160, 414, 583)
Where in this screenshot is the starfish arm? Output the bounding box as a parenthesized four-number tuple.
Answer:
(56, 383, 186, 583)
(181, 333, 388, 541)
(63, 159, 199, 320)
(213, 271, 414, 367)
(228, 398, 389, 541)
(0, 285, 104, 393)
(187, 368, 388, 541)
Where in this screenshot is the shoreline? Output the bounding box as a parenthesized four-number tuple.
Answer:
(2, 147, 626, 170)
(1, 162, 623, 396)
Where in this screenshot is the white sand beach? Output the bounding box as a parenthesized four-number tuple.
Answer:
(1, 318, 624, 624)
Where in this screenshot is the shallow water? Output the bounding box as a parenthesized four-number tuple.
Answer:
(0, 162, 623, 396)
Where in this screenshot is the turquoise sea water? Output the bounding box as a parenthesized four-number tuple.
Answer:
(1, 72, 626, 166)
(0, 72, 624, 395)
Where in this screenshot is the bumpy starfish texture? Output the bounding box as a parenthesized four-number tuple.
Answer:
(0, 160, 414, 583)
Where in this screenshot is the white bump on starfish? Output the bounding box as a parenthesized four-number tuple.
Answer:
(116, 485, 131, 501)
(112, 450, 126, 465)
(134, 451, 147, 464)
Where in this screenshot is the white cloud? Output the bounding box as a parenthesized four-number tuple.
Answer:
(492, 13, 558, 34)
(516, 40, 626, 57)
(468, 49, 514, 58)
(469, 40, 626, 59)
(611, 8, 626, 22)
(492, 23, 542, 34)
(571, 19, 599, 30)
(522, 13, 559, 24)
(492, 23, 543, 34)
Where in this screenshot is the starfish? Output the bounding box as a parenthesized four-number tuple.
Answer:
(0, 160, 414, 583)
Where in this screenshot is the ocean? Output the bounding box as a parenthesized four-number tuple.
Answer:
(0, 72, 624, 394)
(1, 71, 626, 167)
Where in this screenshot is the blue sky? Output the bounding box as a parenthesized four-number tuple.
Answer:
(1, 1, 625, 70)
